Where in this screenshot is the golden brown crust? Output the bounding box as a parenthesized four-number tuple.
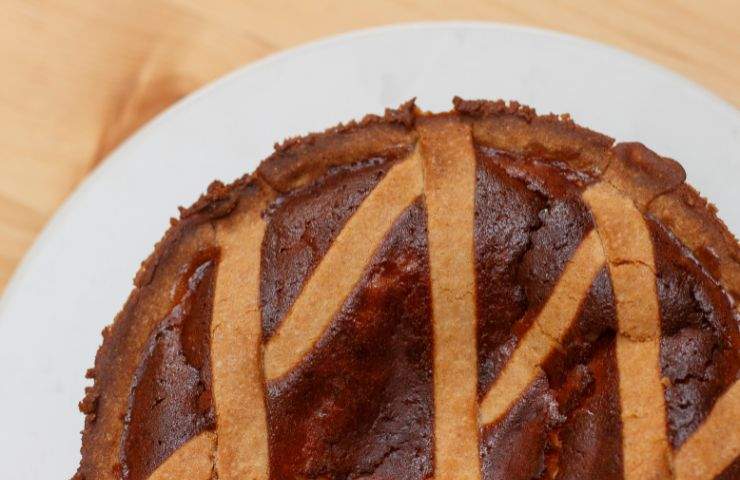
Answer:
(455, 96, 614, 177)
(417, 115, 481, 477)
(584, 182, 671, 479)
(134, 175, 256, 288)
(79, 225, 217, 480)
(211, 190, 273, 479)
(257, 100, 417, 192)
(77, 176, 273, 480)
(76, 97, 739, 480)
(604, 143, 686, 209)
(648, 184, 740, 302)
(599, 140, 740, 302)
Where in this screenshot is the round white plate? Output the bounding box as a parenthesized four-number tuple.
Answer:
(0, 22, 737, 479)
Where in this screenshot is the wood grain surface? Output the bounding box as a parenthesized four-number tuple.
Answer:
(1, 0, 738, 292)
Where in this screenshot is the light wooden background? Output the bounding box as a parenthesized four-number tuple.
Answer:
(1, 1, 738, 292)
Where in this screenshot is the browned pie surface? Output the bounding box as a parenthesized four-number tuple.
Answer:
(75, 98, 739, 480)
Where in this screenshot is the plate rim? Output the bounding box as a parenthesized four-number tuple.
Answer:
(1, 21, 737, 316)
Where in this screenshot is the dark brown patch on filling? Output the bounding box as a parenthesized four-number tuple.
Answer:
(480, 375, 562, 480)
(266, 200, 434, 480)
(715, 456, 740, 480)
(479, 266, 623, 480)
(474, 146, 594, 396)
(120, 250, 219, 480)
(261, 157, 394, 340)
(474, 149, 544, 396)
(546, 267, 618, 384)
(548, 341, 622, 480)
(542, 269, 622, 480)
(649, 218, 740, 449)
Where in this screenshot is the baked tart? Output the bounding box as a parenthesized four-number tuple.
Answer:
(74, 98, 739, 480)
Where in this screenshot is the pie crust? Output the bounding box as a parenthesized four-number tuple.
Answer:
(74, 98, 739, 480)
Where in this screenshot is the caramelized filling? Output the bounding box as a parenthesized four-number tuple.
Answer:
(266, 200, 434, 479)
(121, 250, 219, 480)
(716, 457, 740, 480)
(542, 269, 622, 480)
(475, 148, 595, 397)
(261, 157, 393, 340)
(649, 219, 740, 449)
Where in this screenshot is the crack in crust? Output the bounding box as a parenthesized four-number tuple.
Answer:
(584, 182, 672, 479)
(75, 98, 739, 480)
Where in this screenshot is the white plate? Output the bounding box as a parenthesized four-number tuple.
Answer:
(0, 22, 737, 479)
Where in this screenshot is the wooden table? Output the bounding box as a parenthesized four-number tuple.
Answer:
(1, 0, 738, 292)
